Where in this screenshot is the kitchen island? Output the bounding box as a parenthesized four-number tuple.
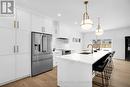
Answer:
(57, 51, 111, 87)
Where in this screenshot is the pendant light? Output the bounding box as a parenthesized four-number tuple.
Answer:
(81, 0, 93, 30)
(96, 17, 104, 36)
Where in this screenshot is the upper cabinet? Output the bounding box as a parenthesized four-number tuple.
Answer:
(0, 8, 31, 31)
(44, 18, 54, 34)
(58, 23, 70, 38)
(53, 20, 60, 37)
(0, 17, 15, 29)
(16, 8, 31, 31)
(31, 14, 54, 34)
(31, 14, 44, 32)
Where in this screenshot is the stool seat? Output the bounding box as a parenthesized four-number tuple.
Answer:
(93, 59, 108, 72)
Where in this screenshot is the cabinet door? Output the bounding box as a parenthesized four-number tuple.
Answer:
(31, 14, 43, 32)
(44, 18, 53, 34)
(0, 55, 15, 84)
(53, 20, 60, 36)
(16, 8, 31, 31)
(0, 17, 15, 29)
(0, 28, 15, 56)
(15, 54, 31, 78)
(16, 30, 30, 54)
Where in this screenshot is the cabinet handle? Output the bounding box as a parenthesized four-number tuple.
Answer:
(14, 21, 16, 28)
(17, 46, 19, 53)
(17, 21, 19, 29)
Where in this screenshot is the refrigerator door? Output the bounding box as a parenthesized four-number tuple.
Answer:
(42, 34, 52, 54)
(47, 34, 52, 53)
(32, 32, 43, 55)
(37, 53, 53, 61)
(42, 34, 47, 53)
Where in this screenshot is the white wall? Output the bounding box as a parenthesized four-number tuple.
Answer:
(82, 27, 130, 59)
(53, 23, 82, 51)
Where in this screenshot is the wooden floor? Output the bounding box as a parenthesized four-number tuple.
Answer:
(1, 59, 130, 87)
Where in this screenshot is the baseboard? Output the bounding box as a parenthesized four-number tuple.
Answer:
(113, 58, 125, 61)
(0, 74, 31, 86)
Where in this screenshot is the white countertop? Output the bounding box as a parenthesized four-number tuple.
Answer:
(58, 51, 110, 65)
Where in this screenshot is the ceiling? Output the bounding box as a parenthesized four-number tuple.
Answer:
(16, 0, 130, 32)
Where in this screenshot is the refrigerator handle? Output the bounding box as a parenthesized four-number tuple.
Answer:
(14, 46, 16, 53)
(42, 35, 43, 52)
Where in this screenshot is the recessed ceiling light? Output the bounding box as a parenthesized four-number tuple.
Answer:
(57, 13, 62, 17)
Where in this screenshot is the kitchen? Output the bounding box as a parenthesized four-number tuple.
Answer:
(0, 0, 130, 87)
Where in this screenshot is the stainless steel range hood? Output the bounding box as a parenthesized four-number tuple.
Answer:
(56, 37, 69, 43)
(56, 37, 69, 40)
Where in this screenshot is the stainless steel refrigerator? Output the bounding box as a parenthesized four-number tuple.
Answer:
(31, 32, 53, 76)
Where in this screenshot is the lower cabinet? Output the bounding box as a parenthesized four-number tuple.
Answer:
(0, 54, 30, 85)
(53, 50, 62, 67)
(0, 55, 15, 84)
(15, 54, 31, 79)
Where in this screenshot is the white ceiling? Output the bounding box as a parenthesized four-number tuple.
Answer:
(16, 0, 130, 31)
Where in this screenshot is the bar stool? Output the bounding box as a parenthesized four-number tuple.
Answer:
(100, 51, 115, 86)
(106, 51, 115, 74)
(105, 51, 115, 80)
(93, 53, 110, 87)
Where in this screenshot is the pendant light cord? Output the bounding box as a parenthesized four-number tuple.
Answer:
(98, 17, 100, 32)
(84, 1, 88, 17)
(84, 1, 88, 13)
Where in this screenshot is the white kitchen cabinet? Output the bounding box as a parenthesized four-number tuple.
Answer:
(15, 8, 31, 78)
(15, 54, 31, 79)
(53, 50, 62, 67)
(44, 18, 54, 34)
(0, 17, 15, 29)
(0, 28, 15, 56)
(0, 55, 15, 84)
(16, 8, 31, 31)
(31, 14, 44, 32)
(0, 8, 31, 85)
(31, 14, 54, 34)
(16, 30, 30, 54)
(53, 20, 60, 36)
(58, 23, 70, 38)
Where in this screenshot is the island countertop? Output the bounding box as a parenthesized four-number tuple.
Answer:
(57, 50, 112, 87)
(58, 51, 110, 65)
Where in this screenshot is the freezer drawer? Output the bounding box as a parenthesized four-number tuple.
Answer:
(32, 53, 53, 62)
(31, 58, 53, 76)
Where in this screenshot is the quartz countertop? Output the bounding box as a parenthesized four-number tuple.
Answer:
(58, 51, 111, 65)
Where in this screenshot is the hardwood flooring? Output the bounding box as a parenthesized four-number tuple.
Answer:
(1, 59, 130, 87)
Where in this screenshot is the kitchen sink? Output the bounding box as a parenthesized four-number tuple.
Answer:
(80, 52, 91, 54)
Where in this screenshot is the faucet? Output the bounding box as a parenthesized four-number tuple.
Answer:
(93, 44, 100, 50)
(97, 44, 100, 50)
(87, 44, 93, 54)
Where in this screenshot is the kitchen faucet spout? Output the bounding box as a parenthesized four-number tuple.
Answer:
(87, 44, 93, 54)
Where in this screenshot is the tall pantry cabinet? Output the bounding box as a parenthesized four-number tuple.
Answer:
(0, 8, 31, 85)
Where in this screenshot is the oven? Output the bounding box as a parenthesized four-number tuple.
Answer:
(62, 50, 71, 55)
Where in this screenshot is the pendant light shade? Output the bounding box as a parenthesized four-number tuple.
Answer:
(81, 1, 93, 30)
(96, 17, 104, 36)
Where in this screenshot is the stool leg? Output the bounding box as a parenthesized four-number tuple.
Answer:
(101, 72, 105, 87)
